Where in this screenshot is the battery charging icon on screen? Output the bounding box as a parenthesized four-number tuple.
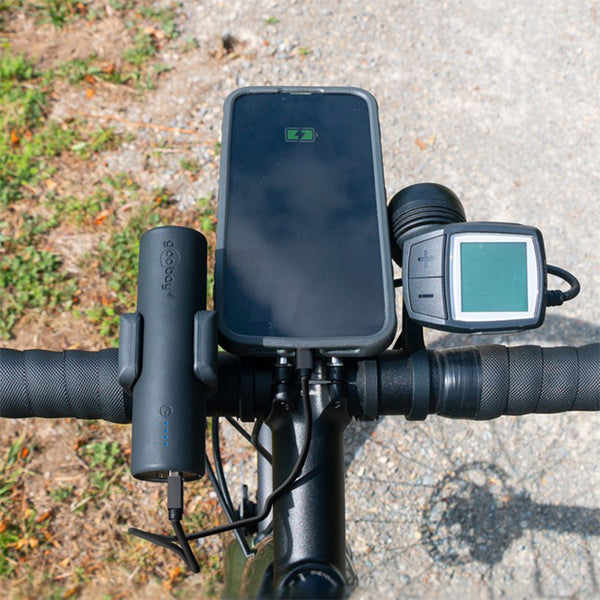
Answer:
(285, 127, 316, 142)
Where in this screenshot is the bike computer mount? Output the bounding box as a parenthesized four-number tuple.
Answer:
(402, 222, 547, 333)
(388, 183, 580, 338)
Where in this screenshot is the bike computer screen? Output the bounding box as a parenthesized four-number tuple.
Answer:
(215, 87, 396, 356)
(402, 222, 546, 332)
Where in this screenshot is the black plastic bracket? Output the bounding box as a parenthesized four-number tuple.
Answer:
(395, 305, 425, 352)
(357, 359, 379, 420)
(407, 350, 430, 421)
(118, 312, 142, 393)
(193, 311, 218, 397)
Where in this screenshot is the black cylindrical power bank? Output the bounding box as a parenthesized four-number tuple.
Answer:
(131, 226, 207, 481)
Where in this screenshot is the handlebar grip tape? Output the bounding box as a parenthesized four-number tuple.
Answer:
(478, 344, 600, 419)
(0, 348, 130, 423)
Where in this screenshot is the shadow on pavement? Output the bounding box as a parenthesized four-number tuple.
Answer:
(344, 313, 600, 590)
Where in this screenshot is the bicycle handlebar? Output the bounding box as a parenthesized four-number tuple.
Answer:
(429, 344, 600, 419)
(1, 344, 598, 423)
(0, 348, 131, 423)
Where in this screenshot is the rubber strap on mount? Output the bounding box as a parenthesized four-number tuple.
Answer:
(407, 350, 429, 421)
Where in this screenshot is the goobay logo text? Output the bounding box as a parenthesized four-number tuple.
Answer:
(160, 240, 180, 300)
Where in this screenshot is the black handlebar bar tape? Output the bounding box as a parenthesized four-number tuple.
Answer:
(431, 344, 600, 420)
(130, 227, 207, 482)
(476, 344, 600, 419)
(0, 348, 130, 423)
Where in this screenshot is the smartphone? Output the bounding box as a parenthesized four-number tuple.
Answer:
(215, 87, 396, 356)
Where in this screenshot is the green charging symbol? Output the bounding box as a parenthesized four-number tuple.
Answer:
(285, 127, 316, 142)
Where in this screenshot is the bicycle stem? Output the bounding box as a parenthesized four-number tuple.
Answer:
(265, 362, 349, 594)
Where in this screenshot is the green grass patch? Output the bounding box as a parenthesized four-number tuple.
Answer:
(0, 121, 77, 205)
(70, 124, 121, 159)
(0, 434, 52, 577)
(0, 214, 77, 338)
(56, 56, 132, 85)
(34, 0, 84, 27)
(82, 440, 124, 470)
(48, 187, 113, 225)
(102, 170, 139, 191)
(0, 0, 89, 29)
(0, 50, 123, 206)
(75, 440, 127, 505)
(50, 484, 75, 503)
(0, 50, 50, 204)
(138, 5, 178, 39)
(180, 157, 201, 177)
(196, 196, 216, 234)
(123, 31, 158, 66)
(85, 205, 162, 343)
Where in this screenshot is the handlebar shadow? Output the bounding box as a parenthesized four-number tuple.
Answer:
(421, 461, 600, 594)
(344, 314, 600, 594)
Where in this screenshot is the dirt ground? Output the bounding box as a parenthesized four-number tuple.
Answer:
(1, 2, 231, 597)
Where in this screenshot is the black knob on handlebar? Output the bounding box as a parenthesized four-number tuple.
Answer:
(388, 183, 466, 266)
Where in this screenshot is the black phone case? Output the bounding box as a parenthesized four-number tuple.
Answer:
(215, 86, 397, 357)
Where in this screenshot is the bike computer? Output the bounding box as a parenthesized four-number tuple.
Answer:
(402, 222, 546, 332)
(215, 87, 396, 356)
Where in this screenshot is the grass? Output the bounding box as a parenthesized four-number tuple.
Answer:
(0, 50, 124, 207)
(0, 51, 53, 205)
(0, 40, 153, 339)
(0, 214, 77, 337)
(0, 434, 54, 578)
(35, 0, 86, 28)
(0, 0, 83, 28)
(2, 1, 180, 90)
(50, 188, 113, 225)
(78, 440, 127, 502)
(56, 56, 133, 86)
(85, 205, 162, 342)
(180, 157, 202, 178)
(103, 171, 139, 191)
(0, 3, 224, 596)
(0, 0, 180, 31)
(0, 49, 131, 338)
(196, 195, 217, 234)
(50, 484, 75, 503)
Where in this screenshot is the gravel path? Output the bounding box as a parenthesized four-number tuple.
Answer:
(130, 1, 600, 596)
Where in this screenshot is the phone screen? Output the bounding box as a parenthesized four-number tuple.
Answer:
(218, 90, 393, 351)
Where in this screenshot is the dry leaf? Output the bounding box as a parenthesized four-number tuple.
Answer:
(36, 511, 52, 524)
(94, 209, 109, 225)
